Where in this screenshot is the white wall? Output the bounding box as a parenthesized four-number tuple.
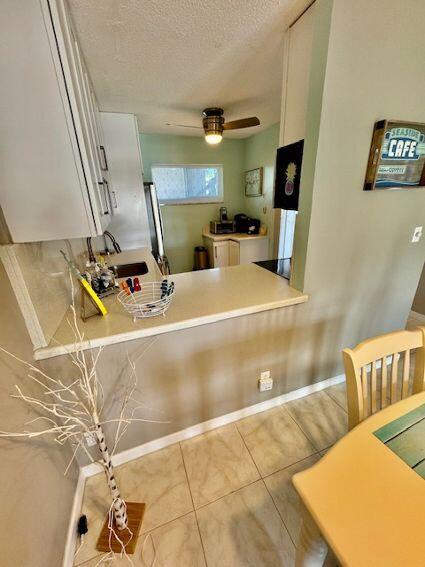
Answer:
(282, 3, 315, 146)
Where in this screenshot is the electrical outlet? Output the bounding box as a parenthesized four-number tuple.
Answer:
(84, 431, 97, 447)
(412, 226, 423, 243)
(259, 370, 273, 392)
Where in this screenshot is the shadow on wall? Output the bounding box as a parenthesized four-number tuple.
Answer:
(0, 262, 78, 566)
(412, 263, 425, 316)
(42, 305, 345, 468)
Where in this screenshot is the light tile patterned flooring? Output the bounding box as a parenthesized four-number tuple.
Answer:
(75, 383, 348, 566)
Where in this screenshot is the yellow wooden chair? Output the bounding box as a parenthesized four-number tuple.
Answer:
(342, 327, 425, 430)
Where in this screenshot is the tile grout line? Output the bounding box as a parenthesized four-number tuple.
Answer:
(143, 510, 197, 540)
(263, 451, 323, 548)
(77, 392, 340, 566)
(278, 400, 323, 453)
(178, 425, 261, 511)
(193, 508, 209, 567)
(76, 509, 200, 566)
(262, 477, 297, 549)
(178, 441, 209, 567)
(285, 399, 348, 454)
(194, 477, 262, 512)
(235, 419, 298, 549)
(322, 388, 348, 414)
(260, 451, 322, 482)
(234, 420, 262, 478)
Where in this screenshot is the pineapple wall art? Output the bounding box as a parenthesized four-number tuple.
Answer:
(285, 162, 297, 196)
(274, 139, 304, 210)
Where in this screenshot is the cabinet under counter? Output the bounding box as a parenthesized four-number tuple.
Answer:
(202, 231, 269, 268)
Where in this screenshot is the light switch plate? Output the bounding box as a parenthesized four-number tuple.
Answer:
(412, 226, 423, 243)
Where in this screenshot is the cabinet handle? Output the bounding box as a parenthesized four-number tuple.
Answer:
(103, 179, 113, 214)
(99, 145, 108, 171)
(98, 181, 109, 215)
(111, 190, 118, 209)
(214, 246, 217, 258)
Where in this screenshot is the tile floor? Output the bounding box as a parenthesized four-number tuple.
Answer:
(74, 383, 348, 566)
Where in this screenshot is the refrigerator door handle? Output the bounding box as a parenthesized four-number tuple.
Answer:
(149, 184, 165, 258)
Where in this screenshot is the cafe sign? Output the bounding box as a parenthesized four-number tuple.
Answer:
(364, 120, 425, 190)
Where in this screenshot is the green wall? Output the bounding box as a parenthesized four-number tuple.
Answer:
(140, 134, 245, 273)
(140, 125, 279, 273)
(243, 123, 280, 256)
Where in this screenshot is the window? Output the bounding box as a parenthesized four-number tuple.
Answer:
(151, 165, 223, 204)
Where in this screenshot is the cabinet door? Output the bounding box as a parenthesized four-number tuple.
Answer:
(213, 241, 229, 267)
(100, 113, 151, 250)
(228, 240, 240, 266)
(239, 238, 269, 264)
(49, 0, 111, 232)
(62, 17, 112, 229)
(0, 0, 97, 242)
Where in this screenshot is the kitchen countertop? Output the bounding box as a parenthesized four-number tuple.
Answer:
(202, 231, 269, 242)
(34, 263, 308, 360)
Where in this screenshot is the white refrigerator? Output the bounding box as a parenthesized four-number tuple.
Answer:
(100, 112, 169, 274)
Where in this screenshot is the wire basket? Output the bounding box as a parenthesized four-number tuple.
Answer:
(117, 281, 175, 319)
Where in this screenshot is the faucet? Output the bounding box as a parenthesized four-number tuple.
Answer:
(103, 230, 122, 254)
(86, 231, 122, 264)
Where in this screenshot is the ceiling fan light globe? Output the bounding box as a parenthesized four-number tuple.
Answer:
(205, 133, 222, 145)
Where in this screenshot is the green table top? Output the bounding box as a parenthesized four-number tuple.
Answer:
(374, 403, 425, 479)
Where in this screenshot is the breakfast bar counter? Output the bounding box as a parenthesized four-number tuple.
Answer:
(34, 263, 308, 360)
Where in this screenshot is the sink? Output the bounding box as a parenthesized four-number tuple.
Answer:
(111, 261, 149, 278)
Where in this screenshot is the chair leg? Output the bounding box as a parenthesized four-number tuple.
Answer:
(296, 506, 329, 567)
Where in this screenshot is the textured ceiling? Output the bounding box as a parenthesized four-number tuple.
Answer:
(68, 0, 300, 137)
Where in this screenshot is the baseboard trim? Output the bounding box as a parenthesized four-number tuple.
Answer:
(62, 470, 86, 567)
(410, 310, 425, 325)
(66, 373, 345, 564)
(82, 373, 346, 478)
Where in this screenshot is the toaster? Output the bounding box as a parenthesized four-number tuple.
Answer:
(210, 220, 236, 234)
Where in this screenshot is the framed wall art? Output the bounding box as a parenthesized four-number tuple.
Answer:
(245, 167, 263, 197)
(273, 139, 304, 211)
(364, 120, 425, 191)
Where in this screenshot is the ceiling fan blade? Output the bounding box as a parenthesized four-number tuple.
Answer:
(223, 117, 260, 130)
(165, 123, 203, 129)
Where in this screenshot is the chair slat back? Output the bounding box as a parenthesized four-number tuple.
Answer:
(342, 327, 425, 429)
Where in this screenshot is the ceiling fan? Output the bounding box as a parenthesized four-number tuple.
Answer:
(166, 107, 260, 145)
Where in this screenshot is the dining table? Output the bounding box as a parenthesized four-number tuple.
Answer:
(293, 391, 425, 567)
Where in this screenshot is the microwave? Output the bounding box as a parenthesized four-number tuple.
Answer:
(210, 220, 236, 234)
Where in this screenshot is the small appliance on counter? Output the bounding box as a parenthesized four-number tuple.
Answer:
(209, 206, 236, 234)
(234, 213, 261, 234)
(209, 220, 236, 234)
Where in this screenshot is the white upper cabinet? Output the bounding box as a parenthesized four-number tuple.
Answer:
(0, 0, 111, 242)
(100, 113, 151, 251)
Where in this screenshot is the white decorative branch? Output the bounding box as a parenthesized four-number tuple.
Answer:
(0, 275, 166, 561)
